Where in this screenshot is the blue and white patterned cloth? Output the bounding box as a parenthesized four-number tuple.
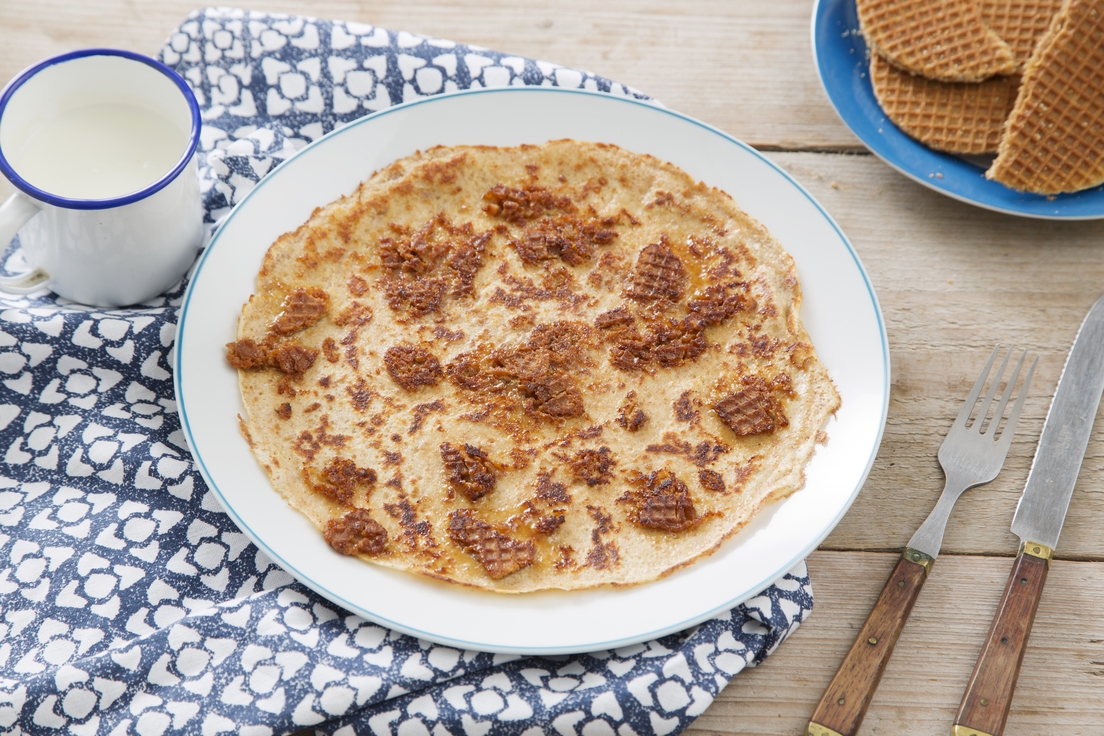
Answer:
(0, 8, 814, 735)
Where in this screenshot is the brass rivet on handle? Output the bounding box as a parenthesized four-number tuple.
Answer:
(1033, 546, 1041, 554)
(981, 698, 989, 706)
(897, 580, 905, 587)
(868, 637, 878, 645)
(837, 697, 845, 706)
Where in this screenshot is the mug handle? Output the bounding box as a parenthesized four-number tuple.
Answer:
(0, 192, 50, 293)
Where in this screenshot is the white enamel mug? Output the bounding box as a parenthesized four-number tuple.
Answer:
(0, 49, 203, 307)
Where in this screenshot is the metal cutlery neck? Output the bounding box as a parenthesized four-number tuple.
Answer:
(907, 471, 975, 559)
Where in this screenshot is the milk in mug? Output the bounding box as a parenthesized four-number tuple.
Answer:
(8, 102, 188, 200)
(0, 50, 204, 306)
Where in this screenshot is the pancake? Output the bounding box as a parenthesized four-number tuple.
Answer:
(227, 141, 840, 592)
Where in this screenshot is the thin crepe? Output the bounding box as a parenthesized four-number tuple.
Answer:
(229, 141, 840, 592)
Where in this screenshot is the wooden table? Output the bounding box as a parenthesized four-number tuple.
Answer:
(3, 2, 1102, 734)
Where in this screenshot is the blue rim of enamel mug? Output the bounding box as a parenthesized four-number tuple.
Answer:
(0, 48, 201, 211)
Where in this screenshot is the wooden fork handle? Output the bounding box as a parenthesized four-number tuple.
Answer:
(952, 544, 1050, 736)
(806, 549, 931, 736)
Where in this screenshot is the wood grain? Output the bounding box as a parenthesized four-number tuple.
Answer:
(808, 555, 929, 736)
(955, 552, 1049, 736)
(0, 0, 857, 174)
(691, 551, 1104, 736)
(766, 151, 1104, 562)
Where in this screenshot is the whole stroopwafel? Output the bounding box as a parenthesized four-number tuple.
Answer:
(870, 54, 1019, 153)
(979, 0, 1066, 68)
(858, 0, 1017, 82)
(988, 0, 1104, 193)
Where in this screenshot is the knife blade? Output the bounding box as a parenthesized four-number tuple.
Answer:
(952, 294, 1104, 736)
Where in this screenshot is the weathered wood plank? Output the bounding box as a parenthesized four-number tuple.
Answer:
(0, 0, 858, 164)
(690, 550, 1104, 736)
(767, 151, 1104, 561)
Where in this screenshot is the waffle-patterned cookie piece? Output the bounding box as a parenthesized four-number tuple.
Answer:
(858, 0, 1017, 82)
(988, 0, 1104, 193)
(871, 53, 1019, 153)
(868, 0, 1063, 153)
(448, 509, 536, 580)
(979, 0, 1066, 69)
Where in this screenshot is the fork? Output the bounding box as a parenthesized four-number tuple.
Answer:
(806, 346, 1036, 736)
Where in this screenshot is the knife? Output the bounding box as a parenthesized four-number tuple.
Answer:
(952, 294, 1104, 736)
(807, 346, 1034, 736)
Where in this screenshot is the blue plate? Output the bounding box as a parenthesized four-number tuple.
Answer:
(812, 0, 1104, 219)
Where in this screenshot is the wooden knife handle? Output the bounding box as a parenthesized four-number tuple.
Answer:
(806, 550, 931, 736)
(953, 545, 1050, 736)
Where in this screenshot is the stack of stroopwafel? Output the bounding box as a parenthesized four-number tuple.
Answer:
(860, 0, 1104, 194)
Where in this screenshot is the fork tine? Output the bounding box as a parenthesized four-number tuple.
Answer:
(974, 346, 1014, 432)
(989, 348, 1028, 434)
(996, 354, 1037, 451)
(952, 345, 999, 429)
(984, 348, 1024, 434)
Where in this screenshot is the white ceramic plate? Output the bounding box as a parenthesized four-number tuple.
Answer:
(176, 87, 889, 655)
